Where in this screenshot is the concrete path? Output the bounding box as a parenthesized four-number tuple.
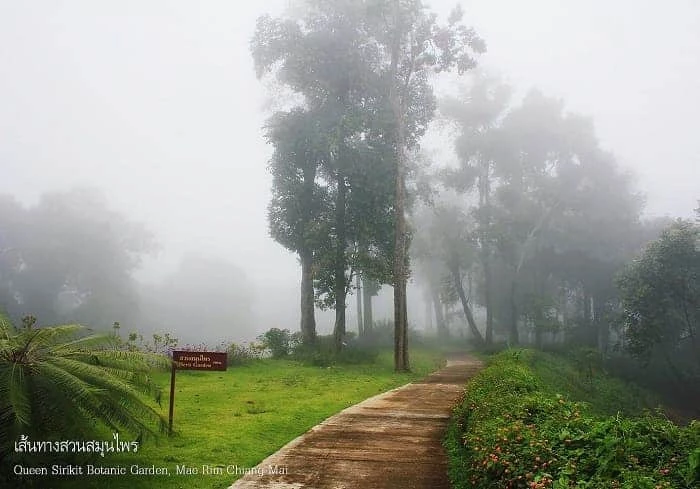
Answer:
(227, 354, 483, 489)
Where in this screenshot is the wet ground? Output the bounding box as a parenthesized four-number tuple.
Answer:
(227, 354, 483, 489)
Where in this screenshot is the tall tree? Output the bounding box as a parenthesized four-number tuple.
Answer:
(428, 202, 483, 343)
(439, 86, 642, 347)
(0, 188, 155, 329)
(362, 276, 380, 335)
(347, 137, 396, 338)
(265, 109, 332, 345)
(617, 220, 700, 374)
(412, 199, 472, 340)
(253, 1, 484, 363)
(545, 149, 642, 350)
(313, 130, 396, 350)
(442, 75, 511, 344)
(367, 1, 485, 370)
(252, 0, 395, 352)
(355, 273, 363, 335)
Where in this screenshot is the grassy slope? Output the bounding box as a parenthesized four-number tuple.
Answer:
(526, 349, 660, 417)
(445, 349, 700, 489)
(37, 348, 443, 489)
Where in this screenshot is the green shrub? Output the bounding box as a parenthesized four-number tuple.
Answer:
(257, 328, 300, 359)
(446, 349, 700, 489)
(292, 334, 378, 367)
(226, 342, 262, 366)
(0, 314, 169, 486)
(358, 319, 429, 349)
(118, 328, 179, 354)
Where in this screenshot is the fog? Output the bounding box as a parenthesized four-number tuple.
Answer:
(1, 1, 698, 343)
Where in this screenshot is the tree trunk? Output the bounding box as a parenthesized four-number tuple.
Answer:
(583, 289, 593, 347)
(559, 285, 569, 342)
(534, 261, 544, 349)
(393, 179, 409, 369)
(362, 277, 373, 334)
(594, 295, 609, 354)
(597, 319, 609, 355)
(534, 309, 543, 349)
(478, 161, 494, 345)
(483, 256, 494, 345)
(300, 248, 316, 346)
(389, 3, 409, 372)
(452, 268, 484, 345)
(356, 272, 363, 336)
(424, 288, 433, 331)
(391, 101, 409, 371)
(444, 302, 450, 331)
(392, 134, 409, 370)
(509, 280, 519, 345)
(333, 173, 347, 353)
(299, 163, 317, 345)
(431, 285, 448, 338)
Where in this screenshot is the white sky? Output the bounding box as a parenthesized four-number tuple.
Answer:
(1, 0, 698, 334)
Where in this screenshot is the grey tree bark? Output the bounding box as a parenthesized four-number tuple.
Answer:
(362, 277, 373, 335)
(300, 249, 316, 345)
(452, 268, 484, 345)
(333, 173, 347, 353)
(356, 272, 363, 336)
(431, 286, 448, 338)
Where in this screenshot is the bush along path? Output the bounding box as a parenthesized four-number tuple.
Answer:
(445, 349, 700, 489)
(228, 354, 483, 489)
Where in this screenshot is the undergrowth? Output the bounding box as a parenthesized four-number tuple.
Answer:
(445, 349, 700, 489)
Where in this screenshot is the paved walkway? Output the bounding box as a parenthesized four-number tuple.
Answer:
(227, 354, 483, 489)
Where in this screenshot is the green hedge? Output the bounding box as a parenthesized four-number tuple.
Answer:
(445, 349, 700, 489)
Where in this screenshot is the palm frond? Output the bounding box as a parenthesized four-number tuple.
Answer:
(54, 358, 160, 399)
(7, 364, 31, 426)
(47, 356, 166, 433)
(34, 361, 104, 404)
(0, 322, 168, 443)
(86, 349, 171, 369)
(23, 324, 84, 352)
(49, 332, 112, 353)
(0, 367, 17, 425)
(0, 310, 13, 340)
(48, 356, 144, 395)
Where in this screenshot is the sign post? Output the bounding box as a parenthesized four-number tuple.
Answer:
(169, 350, 227, 435)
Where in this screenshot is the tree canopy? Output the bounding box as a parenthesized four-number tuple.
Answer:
(252, 0, 485, 369)
(617, 220, 699, 375)
(0, 188, 156, 329)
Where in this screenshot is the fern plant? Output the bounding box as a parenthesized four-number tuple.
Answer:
(0, 311, 168, 458)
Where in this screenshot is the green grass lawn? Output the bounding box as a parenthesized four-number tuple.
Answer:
(37, 347, 444, 489)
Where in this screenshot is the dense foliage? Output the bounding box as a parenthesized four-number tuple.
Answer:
(0, 313, 168, 464)
(0, 189, 155, 330)
(617, 220, 699, 375)
(257, 327, 300, 359)
(446, 350, 700, 489)
(415, 78, 646, 350)
(252, 0, 485, 368)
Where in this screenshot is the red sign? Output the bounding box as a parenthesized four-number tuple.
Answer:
(172, 351, 227, 371)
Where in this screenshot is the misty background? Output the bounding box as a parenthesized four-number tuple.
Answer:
(1, 0, 698, 343)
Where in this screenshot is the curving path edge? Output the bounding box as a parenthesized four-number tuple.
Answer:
(227, 354, 483, 489)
